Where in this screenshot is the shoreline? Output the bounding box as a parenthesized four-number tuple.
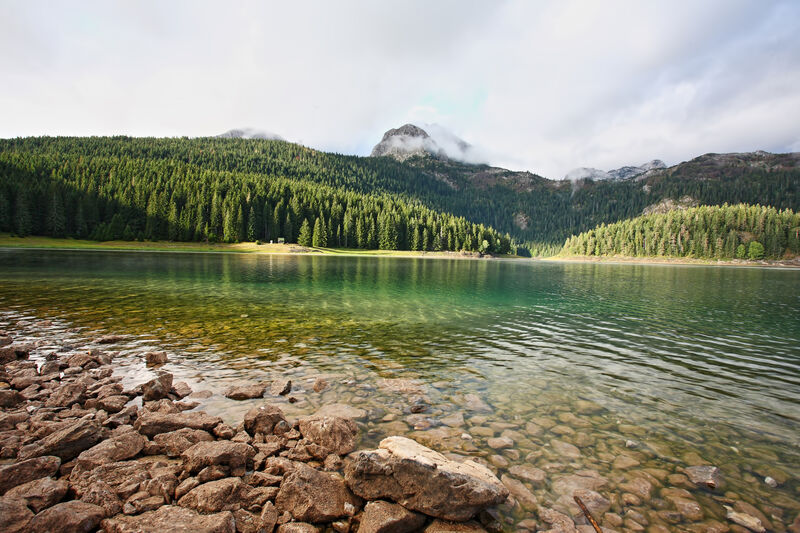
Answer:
(544, 254, 800, 269)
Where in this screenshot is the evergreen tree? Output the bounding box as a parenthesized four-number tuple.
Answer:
(247, 205, 257, 242)
(312, 217, 327, 247)
(298, 218, 312, 246)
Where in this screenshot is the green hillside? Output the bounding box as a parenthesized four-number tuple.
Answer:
(561, 203, 800, 260)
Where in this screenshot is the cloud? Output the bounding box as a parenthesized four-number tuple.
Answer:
(0, 0, 798, 178)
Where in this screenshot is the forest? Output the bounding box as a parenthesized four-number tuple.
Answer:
(0, 140, 513, 254)
(561, 204, 800, 260)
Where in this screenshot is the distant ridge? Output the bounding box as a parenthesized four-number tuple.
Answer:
(217, 128, 284, 141)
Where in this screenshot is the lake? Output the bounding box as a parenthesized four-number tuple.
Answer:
(1, 249, 798, 530)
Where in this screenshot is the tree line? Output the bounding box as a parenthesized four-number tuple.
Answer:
(561, 204, 800, 260)
(0, 148, 513, 254)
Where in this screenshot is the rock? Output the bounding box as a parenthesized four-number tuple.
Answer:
(315, 403, 367, 420)
(507, 465, 545, 486)
(123, 490, 165, 515)
(270, 378, 292, 396)
(0, 455, 60, 494)
(463, 394, 491, 412)
(134, 410, 222, 437)
(45, 381, 87, 408)
(313, 378, 328, 392)
(102, 505, 236, 533)
(612, 455, 640, 469)
(345, 436, 508, 521)
(557, 489, 610, 516)
(0, 496, 33, 533)
(0, 389, 24, 408)
(733, 501, 772, 531)
(669, 495, 703, 521)
(685, 465, 723, 490)
(423, 519, 488, 533)
(298, 415, 358, 456)
(145, 351, 168, 365)
(260, 501, 279, 531)
(69, 459, 159, 500)
(4, 476, 68, 512)
(144, 398, 181, 413)
(764, 476, 778, 488)
(486, 436, 513, 450)
(224, 383, 267, 400)
(538, 508, 577, 532)
(214, 423, 237, 439)
(243, 404, 287, 436)
(277, 524, 319, 533)
(98, 394, 130, 413)
(552, 471, 610, 497)
(142, 373, 174, 401)
(358, 500, 426, 533)
(440, 413, 465, 428)
(96, 334, 125, 344)
(153, 428, 215, 457)
(80, 480, 123, 517)
(26, 500, 105, 533)
(172, 381, 193, 398)
(182, 440, 256, 476)
(73, 430, 146, 474)
(19, 418, 102, 461)
(276, 461, 360, 523)
(725, 506, 765, 532)
(550, 439, 581, 459)
(178, 477, 255, 513)
(500, 475, 537, 510)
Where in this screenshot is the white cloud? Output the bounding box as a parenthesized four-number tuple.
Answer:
(0, 0, 798, 178)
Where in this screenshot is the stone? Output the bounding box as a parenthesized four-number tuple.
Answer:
(617, 476, 652, 500)
(270, 378, 292, 396)
(134, 410, 222, 437)
(123, 490, 165, 515)
(19, 417, 102, 461)
(313, 378, 328, 392)
(315, 403, 367, 420)
(4, 476, 67, 513)
(612, 455, 640, 469)
(670, 496, 704, 521)
(144, 398, 181, 413)
(733, 501, 772, 531)
(298, 415, 358, 456)
(69, 459, 158, 500)
(80, 480, 123, 517)
(244, 404, 288, 436)
(0, 496, 33, 533)
(0, 455, 60, 494)
(557, 489, 610, 516)
(26, 500, 105, 533)
(685, 465, 723, 490)
(224, 383, 267, 400)
(98, 394, 130, 413)
(277, 524, 320, 533)
(142, 373, 174, 401)
(725, 506, 765, 533)
(550, 439, 581, 459)
(102, 505, 236, 533)
(500, 475, 537, 510)
(508, 465, 545, 486)
(73, 430, 146, 474)
(551, 471, 609, 497)
(0, 389, 24, 408)
(178, 477, 256, 513)
(96, 334, 125, 344)
(358, 500, 426, 533)
(172, 381, 193, 398)
(440, 412, 465, 427)
(145, 351, 168, 365)
(424, 519, 488, 533)
(345, 436, 508, 521)
(486, 436, 513, 450)
(538, 507, 577, 532)
(275, 461, 360, 523)
(45, 381, 87, 408)
(154, 427, 215, 457)
(182, 440, 256, 476)
(214, 423, 237, 439)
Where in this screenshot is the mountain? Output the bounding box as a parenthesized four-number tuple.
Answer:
(370, 123, 485, 164)
(217, 128, 284, 141)
(564, 160, 666, 181)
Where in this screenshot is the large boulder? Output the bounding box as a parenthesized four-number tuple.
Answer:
(153, 428, 215, 457)
(243, 404, 287, 437)
(345, 436, 508, 521)
(134, 410, 222, 437)
(358, 500, 426, 533)
(70, 459, 162, 500)
(298, 415, 358, 456)
(44, 381, 87, 408)
(0, 455, 60, 494)
(0, 496, 34, 533)
(276, 462, 360, 523)
(177, 477, 257, 513)
(181, 441, 256, 476)
(4, 476, 68, 513)
(73, 430, 146, 474)
(25, 500, 105, 533)
(102, 505, 236, 533)
(18, 418, 103, 461)
(142, 373, 174, 401)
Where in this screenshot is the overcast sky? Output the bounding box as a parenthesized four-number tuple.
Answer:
(2, 0, 799, 178)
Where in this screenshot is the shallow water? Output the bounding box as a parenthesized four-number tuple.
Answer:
(1, 249, 799, 530)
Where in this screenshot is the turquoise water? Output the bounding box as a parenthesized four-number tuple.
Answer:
(1, 249, 798, 529)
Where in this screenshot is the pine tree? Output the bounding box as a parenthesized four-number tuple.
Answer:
(312, 217, 327, 247)
(298, 218, 312, 246)
(247, 205, 257, 242)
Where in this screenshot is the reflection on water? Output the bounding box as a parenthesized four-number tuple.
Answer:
(1, 250, 799, 530)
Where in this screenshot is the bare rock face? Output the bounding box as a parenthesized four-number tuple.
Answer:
(345, 436, 508, 522)
(153, 428, 215, 457)
(18, 417, 102, 461)
(102, 504, 236, 533)
(73, 430, 146, 474)
(0, 455, 60, 494)
(225, 383, 267, 401)
(298, 415, 358, 456)
(134, 410, 222, 437)
(26, 500, 105, 533)
(4, 476, 68, 513)
(276, 462, 360, 523)
(142, 373, 173, 401)
(177, 477, 256, 513)
(358, 500, 427, 533)
(685, 465, 722, 490)
(243, 404, 287, 437)
(182, 440, 256, 476)
(0, 496, 33, 533)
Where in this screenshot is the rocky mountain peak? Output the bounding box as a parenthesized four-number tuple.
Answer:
(370, 123, 484, 164)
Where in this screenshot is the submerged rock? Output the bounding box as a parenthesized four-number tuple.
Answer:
(345, 436, 508, 521)
(685, 465, 723, 490)
(224, 383, 267, 400)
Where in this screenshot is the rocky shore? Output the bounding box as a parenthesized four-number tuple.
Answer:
(2, 321, 799, 533)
